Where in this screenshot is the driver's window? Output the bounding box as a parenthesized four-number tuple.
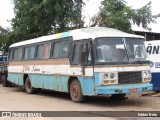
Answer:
(71, 40, 92, 65)
(72, 44, 81, 64)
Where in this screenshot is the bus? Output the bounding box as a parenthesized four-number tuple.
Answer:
(3, 27, 152, 102)
(0, 55, 8, 62)
(146, 40, 160, 91)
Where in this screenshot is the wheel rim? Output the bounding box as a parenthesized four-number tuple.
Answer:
(70, 80, 84, 102)
(71, 84, 79, 99)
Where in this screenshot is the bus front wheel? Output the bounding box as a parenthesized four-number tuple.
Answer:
(111, 93, 126, 100)
(70, 79, 84, 103)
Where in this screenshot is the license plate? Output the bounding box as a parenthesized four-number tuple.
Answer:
(130, 88, 138, 92)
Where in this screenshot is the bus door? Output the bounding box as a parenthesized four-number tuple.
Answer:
(70, 39, 94, 77)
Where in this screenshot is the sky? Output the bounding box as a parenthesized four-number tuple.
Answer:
(0, 0, 160, 33)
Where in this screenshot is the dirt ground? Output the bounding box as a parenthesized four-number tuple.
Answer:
(0, 84, 160, 120)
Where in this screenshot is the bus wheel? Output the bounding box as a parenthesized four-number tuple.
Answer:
(2, 74, 9, 87)
(70, 79, 84, 103)
(25, 77, 34, 94)
(111, 94, 126, 100)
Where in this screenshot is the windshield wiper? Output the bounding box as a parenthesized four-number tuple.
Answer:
(128, 53, 142, 64)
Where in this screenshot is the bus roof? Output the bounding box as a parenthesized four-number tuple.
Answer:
(146, 40, 160, 44)
(10, 27, 144, 48)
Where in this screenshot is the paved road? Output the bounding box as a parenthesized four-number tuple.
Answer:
(0, 84, 160, 120)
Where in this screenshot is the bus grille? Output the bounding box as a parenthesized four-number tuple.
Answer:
(118, 72, 142, 84)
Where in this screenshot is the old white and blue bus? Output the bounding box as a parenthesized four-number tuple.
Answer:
(4, 27, 152, 102)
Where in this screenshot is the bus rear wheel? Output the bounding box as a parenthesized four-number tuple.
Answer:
(25, 77, 34, 94)
(1, 74, 10, 87)
(70, 79, 84, 103)
(111, 93, 126, 100)
(25, 77, 41, 94)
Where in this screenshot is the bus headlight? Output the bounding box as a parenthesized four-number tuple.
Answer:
(143, 71, 148, 77)
(99, 72, 118, 85)
(103, 74, 109, 79)
(110, 73, 115, 79)
(142, 70, 151, 82)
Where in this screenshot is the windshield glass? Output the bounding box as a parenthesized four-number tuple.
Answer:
(95, 38, 147, 64)
(125, 38, 147, 61)
(96, 38, 128, 63)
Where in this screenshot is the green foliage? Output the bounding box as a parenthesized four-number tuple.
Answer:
(12, 0, 84, 37)
(0, 26, 11, 54)
(0, 0, 84, 53)
(91, 0, 160, 32)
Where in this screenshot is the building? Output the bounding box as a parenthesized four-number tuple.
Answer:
(134, 31, 160, 41)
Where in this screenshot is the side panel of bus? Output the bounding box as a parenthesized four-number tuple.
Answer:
(7, 37, 96, 96)
(146, 41, 160, 90)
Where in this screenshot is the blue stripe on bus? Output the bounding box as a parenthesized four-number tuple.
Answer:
(8, 73, 69, 92)
(8, 73, 153, 95)
(95, 83, 153, 94)
(94, 72, 99, 86)
(78, 77, 95, 95)
(151, 72, 160, 90)
(8, 73, 24, 85)
(8, 73, 95, 95)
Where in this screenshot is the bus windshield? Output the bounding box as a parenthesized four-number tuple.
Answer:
(125, 38, 147, 61)
(95, 38, 147, 63)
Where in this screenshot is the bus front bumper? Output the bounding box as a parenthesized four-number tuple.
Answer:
(95, 82, 153, 95)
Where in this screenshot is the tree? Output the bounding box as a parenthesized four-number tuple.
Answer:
(0, 26, 11, 54)
(12, 0, 84, 39)
(91, 0, 160, 32)
(0, 0, 85, 53)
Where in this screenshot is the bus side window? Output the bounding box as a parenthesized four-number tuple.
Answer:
(60, 41, 70, 58)
(17, 48, 23, 61)
(9, 49, 14, 61)
(13, 48, 22, 61)
(24, 47, 29, 60)
(52, 40, 70, 58)
(43, 43, 51, 58)
(13, 49, 18, 61)
(52, 42, 62, 58)
(37, 44, 44, 59)
(28, 46, 36, 60)
(72, 44, 80, 64)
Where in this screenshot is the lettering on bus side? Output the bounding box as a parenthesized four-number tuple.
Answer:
(32, 65, 40, 72)
(23, 65, 40, 72)
(23, 66, 30, 72)
(146, 45, 160, 54)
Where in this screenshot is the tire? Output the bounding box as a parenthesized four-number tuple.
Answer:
(25, 77, 41, 94)
(2, 74, 9, 87)
(25, 77, 34, 94)
(70, 79, 84, 103)
(111, 93, 126, 100)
